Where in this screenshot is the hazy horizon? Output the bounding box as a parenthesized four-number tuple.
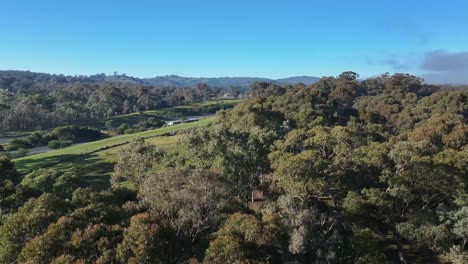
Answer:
(2, 69, 466, 85)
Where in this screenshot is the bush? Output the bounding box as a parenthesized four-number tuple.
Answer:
(26, 132, 46, 146)
(105, 120, 117, 129)
(48, 140, 73, 149)
(116, 118, 165, 135)
(124, 128, 138, 134)
(22, 168, 82, 198)
(49, 126, 102, 142)
(6, 139, 31, 151)
(0, 144, 4, 152)
(7, 148, 29, 159)
(3, 132, 48, 151)
(43, 134, 55, 142)
(117, 124, 130, 135)
(138, 118, 165, 129)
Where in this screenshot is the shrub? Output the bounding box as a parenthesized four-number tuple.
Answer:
(48, 140, 73, 149)
(117, 124, 130, 135)
(105, 120, 117, 129)
(6, 139, 31, 151)
(26, 132, 46, 146)
(3, 132, 48, 151)
(124, 128, 138, 134)
(138, 118, 164, 129)
(7, 148, 29, 159)
(49, 126, 102, 142)
(22, 168, 82, 198)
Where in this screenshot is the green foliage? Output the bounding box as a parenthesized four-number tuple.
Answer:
(249, 81, 286, 98)
(179, 100, 285, 199)
(15, 188, 131, 263)
(140, 169, 231, 241)
(50, 125, 102, 142)
(348, 228, 388, 264)
(105, 119, 117, 129)
(0, 156, 22, 214)
(69, 223, 122, 262)
(6, 138, 32, 151)
(22, 168, 82, 198)
(111, 139, 165, 188)
(0, 194, 67, 263)
(17, 216, 80, 263)
(116, 213, 167, 264)
(26, 132, 47, 146)
(204, 212, 281, 263)
(114, 117, 166, 135)
(0, 156, 18, 182)
(3, 127, 101, 152)
(443, 246, 468, 264)
(449, 207, 468, 246)
(48, 139, 73, 149)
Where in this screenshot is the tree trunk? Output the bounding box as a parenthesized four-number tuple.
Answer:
(392, 228, 408, 264)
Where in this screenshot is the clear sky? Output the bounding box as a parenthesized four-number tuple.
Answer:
(1, 0, 468, 83)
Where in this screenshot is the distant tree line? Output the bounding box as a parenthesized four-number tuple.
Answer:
(0, 71, 238, 132)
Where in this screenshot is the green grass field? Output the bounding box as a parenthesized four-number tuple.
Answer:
(13, 118, 213, 188)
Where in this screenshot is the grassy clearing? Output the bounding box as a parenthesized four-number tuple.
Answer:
(198, 98, 244, 105)
(13, 118, 212, 174)
(175, 99, 244, 108)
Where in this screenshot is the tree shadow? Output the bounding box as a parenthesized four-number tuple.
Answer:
(16, 152, 116, 191)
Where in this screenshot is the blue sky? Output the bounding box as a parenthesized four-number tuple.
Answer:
(1, 0, 468, 82)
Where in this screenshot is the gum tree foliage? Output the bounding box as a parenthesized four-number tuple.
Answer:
(177, 99, 285, 200)
(183, 72, 467, 262)
(139, 169, 231, 242)
(0, 194, 66, 263)
(22, 168, 83, 198)
(116, 213, 168, 264)
(204, 212, 282, 263)
(0, 156, 22, 217)
(111, 139, 165, 188)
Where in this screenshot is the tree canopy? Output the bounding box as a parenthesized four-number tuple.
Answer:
(1, 72, 467, 263)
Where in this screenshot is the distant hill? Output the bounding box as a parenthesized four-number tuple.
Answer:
(142, 75, 271, 88)
(275, 76, 321, 85)
(142, 75, 320, 88)
(0, 70, 320, 90)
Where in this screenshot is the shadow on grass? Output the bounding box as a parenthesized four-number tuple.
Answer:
(70, 153, 115, 190)
(15, 154, 80, 173)
(16, 152, 116, 191)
